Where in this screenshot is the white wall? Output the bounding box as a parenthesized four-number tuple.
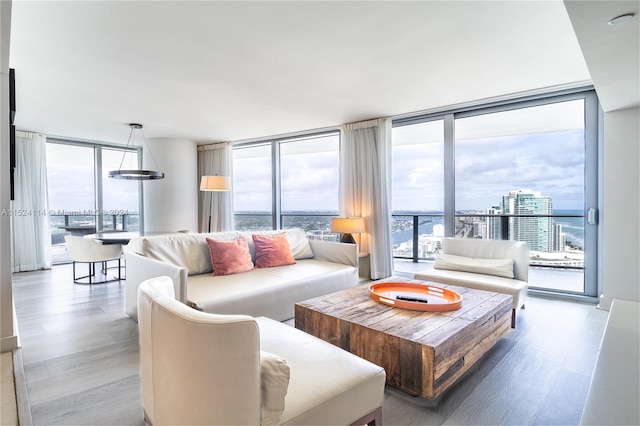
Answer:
(0, 0, 18, 352)
(602, 106, 640, 302)
(143, 138, 198, 233)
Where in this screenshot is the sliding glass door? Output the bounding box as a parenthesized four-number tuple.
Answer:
(454, 95, 596, 295)
(391, 89, 599, 298)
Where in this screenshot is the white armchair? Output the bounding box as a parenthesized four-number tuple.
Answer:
(415, 237, 529, 328)
(137, 276, 386, 426)
(64, 235, 122, 284)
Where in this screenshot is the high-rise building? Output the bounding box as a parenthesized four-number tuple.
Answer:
(501, 189, 553, 252)
(473, 221, 487, 239)
(433, 224, 444, 238)
(553, 223, 566, 252)
(486, 206, 502, 240)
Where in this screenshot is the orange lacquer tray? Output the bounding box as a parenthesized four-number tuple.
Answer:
(368, 282, 462, 312)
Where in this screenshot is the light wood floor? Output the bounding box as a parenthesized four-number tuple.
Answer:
(12, 264, 609, 425)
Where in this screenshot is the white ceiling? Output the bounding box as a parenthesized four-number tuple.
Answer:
(564, 0, 640, 113)
(7, 1, 605, 145)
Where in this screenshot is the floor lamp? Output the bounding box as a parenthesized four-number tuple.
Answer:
(200, 175, 231, 232)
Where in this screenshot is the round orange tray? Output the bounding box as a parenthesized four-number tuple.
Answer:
(368, 282, 462, 312)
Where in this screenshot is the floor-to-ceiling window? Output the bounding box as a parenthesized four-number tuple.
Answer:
(391, 119, 444, 259)
(100, 147, 140, 231)
(233, 143, 273, 230)
(233, 131, 340, 239)
(47, 140, 140, 264)
(391, 89, 599, 298)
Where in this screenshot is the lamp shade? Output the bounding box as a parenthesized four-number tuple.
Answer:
(331, 217, 365, 234)
(200, 175, 231, 191)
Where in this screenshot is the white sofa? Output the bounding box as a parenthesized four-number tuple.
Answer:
(138, 276, 386, 425)
(415, 237, 529, 328)
(124, 229, 359, 321)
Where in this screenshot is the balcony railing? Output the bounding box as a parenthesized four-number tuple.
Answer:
(393, 213, 585, 270)
(50, 213, 139, 245)
(233, 212, 585, 270)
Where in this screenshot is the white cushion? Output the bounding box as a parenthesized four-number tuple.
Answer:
(283, 229, 314, 259)
(186, 259, 357, 321)
(256, 317, 386, 425)
(239, 229, 314, 261)
(260, 351, 290, 426)
(415, 269, 527, 309)
(434, 253, 514, 279)
(130, 232, 240, 275)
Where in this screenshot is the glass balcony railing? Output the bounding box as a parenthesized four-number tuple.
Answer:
(50, 213, 139, 264)
(234, 212, 585, 266)
(232, 211, 585, 293)
(234, 212, 340, 241)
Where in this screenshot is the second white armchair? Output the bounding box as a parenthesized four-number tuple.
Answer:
(65, 235, 123, 284)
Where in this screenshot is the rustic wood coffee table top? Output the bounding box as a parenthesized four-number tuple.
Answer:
(295, 276, 513, 400)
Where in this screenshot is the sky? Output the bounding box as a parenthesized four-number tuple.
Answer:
(391, 129, 585, 212)
(45, 99, 588, 215)
(46, 143, 140, 214)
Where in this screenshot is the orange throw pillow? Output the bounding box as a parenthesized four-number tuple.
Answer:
(252, 233, 296, 268)
(206, 237, 254, 276)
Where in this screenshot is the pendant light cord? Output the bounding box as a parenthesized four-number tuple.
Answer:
(116, 126, 136, 171)
(115, 124, 162, 172)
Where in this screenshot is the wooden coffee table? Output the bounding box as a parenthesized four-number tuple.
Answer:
(295, 277, 512, 400)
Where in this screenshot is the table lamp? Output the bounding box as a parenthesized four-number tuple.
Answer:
(331, 217, 365, 244)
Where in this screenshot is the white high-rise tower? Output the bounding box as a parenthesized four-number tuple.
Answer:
(501, 189, 553, 252)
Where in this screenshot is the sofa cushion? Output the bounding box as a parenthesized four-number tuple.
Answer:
(186, 259, 358, 321)
(206, 237, 254, 276)
(128, 232, 240, 275)
(434, 253, 514, 279)
(256, 317, 386, 425)
(240, 229, 313, 261)
(414, 269, 526, 309)
(260, 350, 290, 426)
(253, 233, 296, 268)
(283, 229, 314, 260)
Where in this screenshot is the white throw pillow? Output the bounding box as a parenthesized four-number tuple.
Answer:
(434, 253, 515, 279)
(240, 229, 314, 261)
(283, 228, 314, 259)
(139, 232, 240, 275)
(260, 350, 290, 426)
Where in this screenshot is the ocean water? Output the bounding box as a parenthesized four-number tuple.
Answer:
(392, 210, 585, 249)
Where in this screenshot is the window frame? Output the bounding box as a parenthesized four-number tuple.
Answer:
(232, 129, 341, 232)
(392, 87, 600, 299)
(46, 138, 143, 232)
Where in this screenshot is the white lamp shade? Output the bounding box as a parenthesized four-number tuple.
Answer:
(331, 217, 365, 234)
(200, 175, 231, 191)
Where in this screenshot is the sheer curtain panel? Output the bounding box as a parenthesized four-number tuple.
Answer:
(197, 143, 233, 232)
(340, 118, 394, 279)
(12, 131, 51, 271)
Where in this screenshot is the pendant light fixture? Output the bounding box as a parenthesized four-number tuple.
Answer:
(109, 123, 165, 180)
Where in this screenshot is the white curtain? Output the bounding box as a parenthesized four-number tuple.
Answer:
(197, 143, 233, 232)
(340, 118, 394, 279)
(12, 131, 51, 272)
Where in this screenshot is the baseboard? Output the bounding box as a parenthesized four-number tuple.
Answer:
(597, 294, 613, 311)
(13, 348, 32, 426)
(0, 336, 18, 352)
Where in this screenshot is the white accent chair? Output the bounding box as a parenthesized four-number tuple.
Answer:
(415, 237, 529, 328)
(64, 235, 122, 284)
(137, 276, 386, 426)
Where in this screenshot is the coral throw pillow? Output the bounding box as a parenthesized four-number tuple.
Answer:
(206, 237, 254, 276)
(252, 233, 296, 268)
